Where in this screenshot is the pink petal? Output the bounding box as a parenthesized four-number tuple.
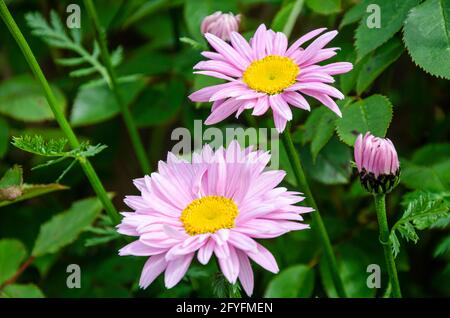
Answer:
(286, 28, 327, 56)
(269, 94, 293, 120)
(272, 32, 288, 55)
(252, 24, 267, 59)
(139, 254, 168, 288)
(230, 31, 253, 62)
(252, 96, 270, 115)
(282, 91, 310, 110)
(197, 238, 215, 265)
(247, 242, 279, 273)
(217, 246, 240, 283)
(164, 253, 195, 288)
(227, 231, 258, 252)
(205, 33, 248, 70)
(236, 250, 254, 297)
(205, 98, 243, 125)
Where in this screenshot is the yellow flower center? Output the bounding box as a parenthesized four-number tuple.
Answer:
(243, 55, 299, 95)
(180, 196, 239, 236)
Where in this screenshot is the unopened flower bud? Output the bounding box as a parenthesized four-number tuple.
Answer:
(354, 132, 400, 194)
(201, 11, 241, 42)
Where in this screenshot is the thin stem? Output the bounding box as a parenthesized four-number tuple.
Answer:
(0, 256, 35, 289)
(282, 125, 347, 298)
(373, 194, 402, 298)
(83, 0, 151, 175)
(282, 0, 304, 37)
(0, 0, 120, 224)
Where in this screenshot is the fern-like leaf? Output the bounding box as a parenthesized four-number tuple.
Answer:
(25, 10, 123, 85)
(389, 192, 450, 258)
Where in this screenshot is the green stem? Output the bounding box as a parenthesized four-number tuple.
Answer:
(373, 194, 402, 298)
(0, 0, 120, 224)
(282, 125, 347, 298)
(83, 0, 151, 175)
(281, 0, 304, 36)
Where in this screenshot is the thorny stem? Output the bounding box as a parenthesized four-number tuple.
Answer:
(83, 0, 151, 175)
(373, 194, 402, 298)
(0, 0, 120, 224)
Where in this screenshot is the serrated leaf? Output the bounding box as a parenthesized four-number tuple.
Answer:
(0, 239, 27, 285)
(0, 284, 44, 298)
(32, 196, 106, 257)
(306, 0, 341, 15)
(0, 75, 66, 122)
(264, 265, 314, 298)
(403, 0, 450, 79)
(336, 94, 393, 146)
(401, 144, 450, 191)
(390, 192, 450, 257)
(355, 0, 420, 60)
(356, 37, 404, 95)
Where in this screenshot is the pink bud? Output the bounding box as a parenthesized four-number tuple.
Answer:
(201, 11, 241, 42)
(354, 132, 400, 178)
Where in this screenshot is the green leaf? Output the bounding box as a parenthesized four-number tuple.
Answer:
(403, 0, 450, 79)
(0, 284, 44, 298)
(356, 37, 404, 95)
(184, 0, 238, 42)
(306, 0, 341, 15)
(320, 243, 376, 297)
(264, 265, 314, 298)
(0, 183, 69, 208)
(301, 137, 352, 185)
(434, 235, 450, 257)
(0, 75, 66, 122)
(355, 0, 420, 60)
(0, 239, 27, 285)
(339, 0, 370, 29)
(401, 144, 450, 191)
(0, 117, 8, 158)
(0, 165, 22, 189)
(390, 192, 450, 258)
(0, 165, 23, 201)
(12, 135, 68, 157)
(71, 76, 147, 127)
(271, 1, 295, 32)
(336, 94, 393, 146)
(132, 80, 185, 127)
(303, 106, 338, 161)
(32, 196, 106, 257)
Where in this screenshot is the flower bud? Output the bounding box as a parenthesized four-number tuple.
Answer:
(354, 132, 400, 194)
(201, 11, 241, 42)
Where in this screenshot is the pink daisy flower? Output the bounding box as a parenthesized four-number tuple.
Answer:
(189, 24, 353, 133)
(117, 141, 313, 296)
